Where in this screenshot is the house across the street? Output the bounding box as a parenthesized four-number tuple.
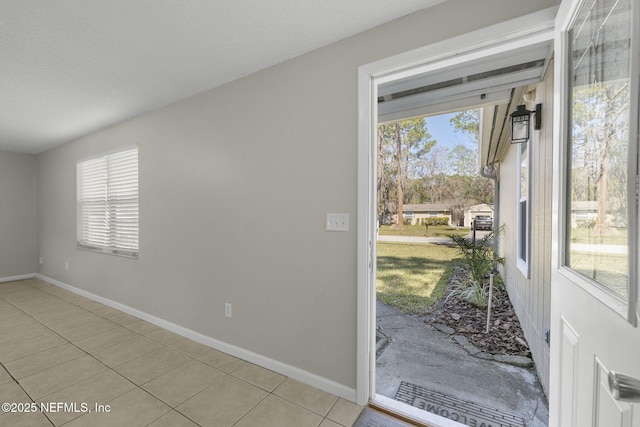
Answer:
(401, 203, 451, 225)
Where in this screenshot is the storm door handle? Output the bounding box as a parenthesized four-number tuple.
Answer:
(609, 371, 640, 403)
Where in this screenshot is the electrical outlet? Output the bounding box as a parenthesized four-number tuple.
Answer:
(65, 261, 69, 271)
(39, 257, 43, 265)
(225, 303, 232, 318)
(326, 213, 349, 231)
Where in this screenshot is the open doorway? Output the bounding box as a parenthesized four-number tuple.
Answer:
(356, 9, 557, 427)
(374, 111, 490, 319)
(373, 110, 547, 427)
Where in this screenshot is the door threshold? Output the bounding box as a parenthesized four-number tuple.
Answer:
(371, 395, 464, 427)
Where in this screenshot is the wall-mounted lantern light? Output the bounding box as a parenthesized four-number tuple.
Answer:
(510, 103, 542, 144)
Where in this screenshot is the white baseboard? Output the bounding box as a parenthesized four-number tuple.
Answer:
(34, 274, 356, 402)
(0, 273, 36, 283)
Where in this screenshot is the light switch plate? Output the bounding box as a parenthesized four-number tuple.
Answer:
(326, 213, 349, 231)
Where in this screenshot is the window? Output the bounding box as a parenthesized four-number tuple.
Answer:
(517, 140, 530, 276)
(565, 0, 631, 301)
(77, 147, 139, 258)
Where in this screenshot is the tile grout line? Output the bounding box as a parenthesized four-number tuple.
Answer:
(0, 292, 56, 426)
(2, 289, 204, 426)
(2, 280, 355, 426)
(4, 288, 204, 425)
(1, 287, 147, 426)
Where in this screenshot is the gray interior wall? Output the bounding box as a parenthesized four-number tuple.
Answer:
(0, 150, 37, 279)
(498, 68, 554, 396)
(36, 0, 560, 393)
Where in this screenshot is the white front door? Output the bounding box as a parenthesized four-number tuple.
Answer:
(551, 0, 640, 425)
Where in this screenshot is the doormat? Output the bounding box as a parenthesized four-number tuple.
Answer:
(353, 408, 410, 427)
(394, 381, 525, 427)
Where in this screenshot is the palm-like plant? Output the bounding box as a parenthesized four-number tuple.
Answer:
(448, 226, 504, 307)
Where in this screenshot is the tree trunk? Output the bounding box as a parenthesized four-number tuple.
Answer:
(594, 139, 610, 235)
(395, 122, 404, 228)
(377, 130, 384, 219)
(593, 86, 622, 236)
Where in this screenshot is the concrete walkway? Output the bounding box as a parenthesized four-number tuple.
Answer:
(376, 300, 548, 426)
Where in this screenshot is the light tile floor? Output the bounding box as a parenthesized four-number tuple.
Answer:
(0, 279, 365, 426)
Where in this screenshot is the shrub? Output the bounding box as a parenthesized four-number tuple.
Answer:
(448, 226, 504, 307)
(577, 218, 596, 229)
(452, 278, 490, 307)
(423, 217, 449, 226)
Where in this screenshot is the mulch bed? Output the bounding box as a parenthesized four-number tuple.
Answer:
(423, 266, 531, 358)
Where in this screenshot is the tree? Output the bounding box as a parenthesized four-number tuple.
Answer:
(394, 122, 405, 227)
(377, 123, 397, 221)
(448, 109, 494, 207)
(448, 144, 477, 176)
(377, 118, 437, 227)
(449, 109, 479, 138)
(418, 145, 448, 177)
(377, 110, 493, 227)
(571, 81, 629, 234)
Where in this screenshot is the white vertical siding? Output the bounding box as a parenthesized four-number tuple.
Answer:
(498, 66, 554, 396)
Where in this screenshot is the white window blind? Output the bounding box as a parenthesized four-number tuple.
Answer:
(77, 147, 139, 258)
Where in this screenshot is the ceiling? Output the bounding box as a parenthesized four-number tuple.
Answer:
(0, 0, 445, 154)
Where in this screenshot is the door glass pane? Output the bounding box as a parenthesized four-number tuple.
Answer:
(566, 0, 631, 300)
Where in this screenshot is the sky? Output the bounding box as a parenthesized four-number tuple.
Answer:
(424, 112, 475, 150)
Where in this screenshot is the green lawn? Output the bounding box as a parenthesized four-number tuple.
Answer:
(378, 224, 470, 238)
(568, 251, 628, 299)
(569, 227, 628, 245)
(376, 242, 461, 314)
(567, 227, 629, 299)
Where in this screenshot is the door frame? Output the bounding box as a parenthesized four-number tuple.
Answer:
(356, 7, 559, 410)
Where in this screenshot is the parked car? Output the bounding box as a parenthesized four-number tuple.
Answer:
(473, 215, 493, 230)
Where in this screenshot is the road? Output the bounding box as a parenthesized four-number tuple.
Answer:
(376, 230, 490, 245)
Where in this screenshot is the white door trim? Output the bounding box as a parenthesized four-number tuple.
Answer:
(356, 6, 558, 408)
